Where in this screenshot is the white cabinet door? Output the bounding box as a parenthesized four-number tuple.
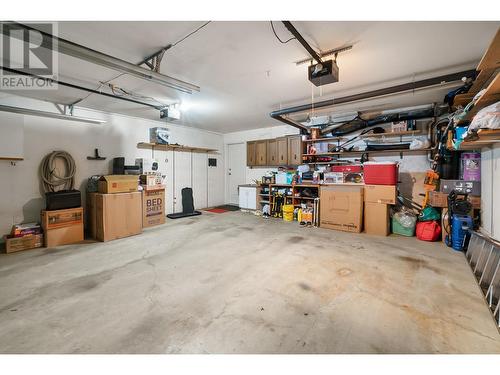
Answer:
(164, 150, 174, 214)
(238, 187, 247, 208)
(192, 153, 208, 209)
(247, 187, 257, 209)
(173, 151, 192, 213)
(239, 186, 256, 209)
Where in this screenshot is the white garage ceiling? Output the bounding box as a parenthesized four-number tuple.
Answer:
(2, 21, 499, 133)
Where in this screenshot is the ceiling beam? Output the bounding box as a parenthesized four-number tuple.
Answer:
(281, 21, 323, 64)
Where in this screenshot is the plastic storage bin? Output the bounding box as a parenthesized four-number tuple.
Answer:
(363, 162, 399, 185)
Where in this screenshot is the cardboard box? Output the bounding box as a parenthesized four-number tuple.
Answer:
(142, 188, 165, 228)
(364, 203, 390, 236)
(320, 185, 364, 232)
(98, 175, 139, 194)
(428, 191, 480, 209)
(324, 172, 344, 184)
(95, 192, 142, 242)
(140, 174, 163, 188)
(149, 127, 170, 145)
(41, 207, 84, 248)
(4, 234, 43, 253)
(364, 185, 397, 204)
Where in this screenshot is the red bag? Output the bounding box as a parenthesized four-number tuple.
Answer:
(416, 220, 442, 241)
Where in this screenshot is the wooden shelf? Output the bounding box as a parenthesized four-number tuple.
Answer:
(454, 129, 500, 150)
(303, 137, 345, 143)
(137, 142, 218, 153)
(0, 157, 24, 161)
(454, 29, 500, 107)
(268, 183, 320, 188)
(459, 72, 500, 123)
(303, 148, 433, 159)
(359, 130, 421, 138)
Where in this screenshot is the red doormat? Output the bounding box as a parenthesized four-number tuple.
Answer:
(205, 208, 228, 214)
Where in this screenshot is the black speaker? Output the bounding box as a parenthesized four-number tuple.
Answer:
(113, 157, 125, 174)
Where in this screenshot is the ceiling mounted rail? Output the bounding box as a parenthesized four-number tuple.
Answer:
(1, 66, 164, 110)
(270, 69, 477, 134)
(1, 22, 200, 94)
(295, 45, 353, 66)
(281, 21, 323, 64)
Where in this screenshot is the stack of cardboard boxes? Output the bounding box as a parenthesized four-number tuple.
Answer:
(88, 175, 142, 242)
(319, 183, 397, 236)
(364, 185, 397, 236)
(87, 175, 166, 241)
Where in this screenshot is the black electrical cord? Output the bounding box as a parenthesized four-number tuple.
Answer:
(73, 22, 211, 106)
(172, 21, 211, 48)
(270, 21, 296, 44)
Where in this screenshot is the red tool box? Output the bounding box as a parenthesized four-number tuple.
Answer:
(331, 165, 363, 173)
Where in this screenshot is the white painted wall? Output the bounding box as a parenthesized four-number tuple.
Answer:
(480, 144, 500, 241)
(0, 95, 225, 237)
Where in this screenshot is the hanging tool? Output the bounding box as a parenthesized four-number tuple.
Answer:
(87, 148, 106, 160)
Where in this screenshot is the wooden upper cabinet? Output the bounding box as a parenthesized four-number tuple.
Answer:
(276, 137, 288, 166)
(247, 141, 256, 166)
(287, 135, 302, 166)
(255, 140, 267, 166)
(267, 139, 277, 165)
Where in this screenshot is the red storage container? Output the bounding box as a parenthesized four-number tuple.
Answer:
(363, 162, 399, 185)
(331, 165, 363, 173)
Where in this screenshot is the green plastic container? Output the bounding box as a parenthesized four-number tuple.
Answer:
(392, 217, 416, 236)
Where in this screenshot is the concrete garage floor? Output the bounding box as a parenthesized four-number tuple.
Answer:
(0, 212, 499, 354)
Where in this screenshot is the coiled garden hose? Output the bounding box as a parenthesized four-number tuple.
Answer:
(39, 151, 76, 192)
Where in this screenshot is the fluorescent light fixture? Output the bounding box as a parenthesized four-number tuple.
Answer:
(0, 104, 106, 124)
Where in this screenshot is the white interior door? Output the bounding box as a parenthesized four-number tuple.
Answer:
(173, 151, 192, 213)
(164, 150, 174, 215)
(227, 143, 246, 205)
(192, 153, 208, 209)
